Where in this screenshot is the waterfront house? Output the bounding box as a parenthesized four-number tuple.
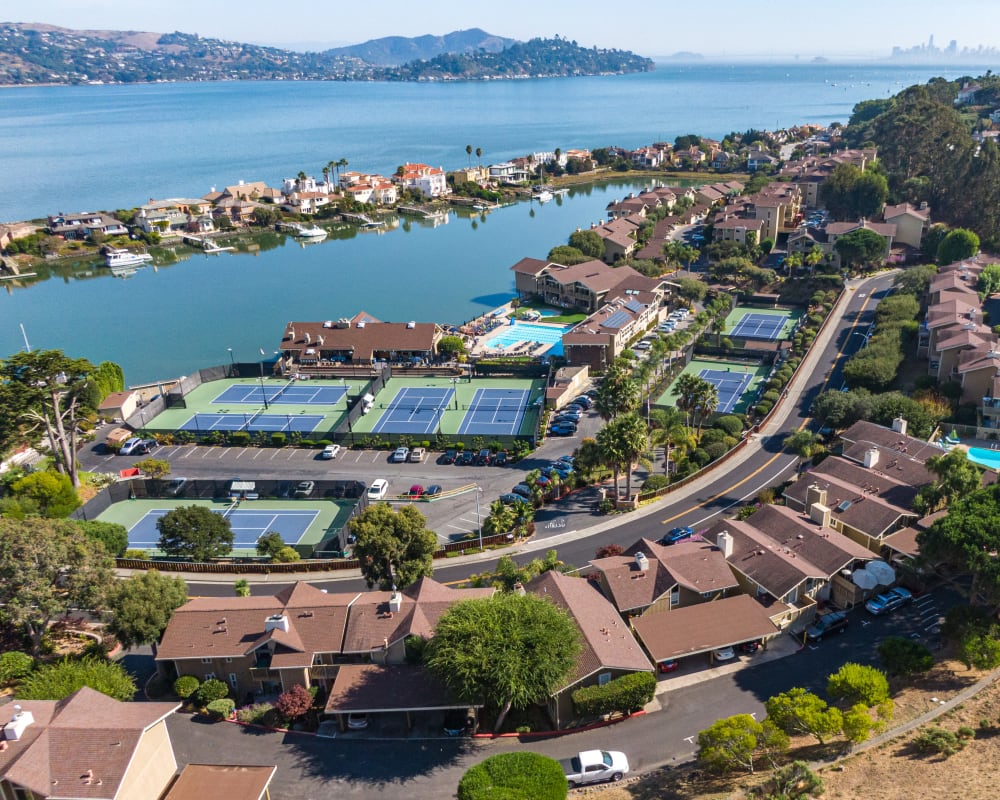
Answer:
(0, 222, 38, 251)
(509, 257, 666, 313)
(0, 688, 181, 800)
(589, 216, 642, 263)
(211, 197, 258, 227)
(488, 162, 530, 184)
(280, 191, 331, 215)
(46, 212, 128, 241)
(135, 199, 212, 234)
(277, 313, 444, 372)
(589, 538, 739, 618)
(395, 163, 450, 199)
(525, 570, 652, 728)
(221, 180, 269, 202)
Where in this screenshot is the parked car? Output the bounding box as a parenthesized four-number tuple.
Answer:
(658, 659, 679, 674)
(865, 586, 913, 616)
(493, 451, 508, 466)
(366, 479, 389, 501)
(561, 750, 630, 788)
(499, 493, 530, 505)
(456, 451, 475, 466)
(293, 480, 315, 498)
(511, 484, 533, 499)
(573, 395, 593, 409)
(390, 446, 410, 463)
(558, 455, 575, 465)
(658, 526, 694, 546)
(406, 484, 425, 498)
(713, 646, 736, 662)
(805, 610, 850, 641)
(740, 640, 761, 654)
(549, 424, 577, 437)
(425, 484, 443, 498)
(475, 449, 492, 466)
(440, 449, 457, 464)
(346, 713, 369, 730)
(549, 463, 573, 479)
(408, 447, 426, 463)
(320, 444, 341, 460)
(119, 437, 156, 456)
(443, 709, 475, 736)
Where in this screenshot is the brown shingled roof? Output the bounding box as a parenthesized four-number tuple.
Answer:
(324, 664, 476, 713)
(526, 571, 651, 689)
(0, 688, 179, 800)
(164, 765, 276, 800)
(632, 595, 779, 661)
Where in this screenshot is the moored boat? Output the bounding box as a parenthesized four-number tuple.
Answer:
(104, 247, 153, 268)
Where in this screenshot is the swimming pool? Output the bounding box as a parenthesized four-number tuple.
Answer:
(966, 447, 1000, 470)
(481, 321, 572, 357)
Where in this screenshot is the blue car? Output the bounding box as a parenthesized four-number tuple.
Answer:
(549, 424, 577, 437)
(658, 526, 694, 546)
(864, 586, 913, 616)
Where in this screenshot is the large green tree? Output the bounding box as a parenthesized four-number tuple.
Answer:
(0, 350, 96, 487)
(937, 228, 980, 264)
(17, 656, 136, 702)
(834, 227, 887, 271)
(0, 519, 114, 656)
(826, 663, 890, 707)
(697, 714, 789, 774)
(107, 570, 189, 649)
(764, 687, 844, 744)
(156, 505, 234, 562)
(75, 520, 129, 558)
(347, 503, 437, 589)
(596, 412, 648, 500)
(567, 229, 605, 259)
(913, 450, 983, 514)
(426, 592, 580, 732)
(10, 470, 80, 518)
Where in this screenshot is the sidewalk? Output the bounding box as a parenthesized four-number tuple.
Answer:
(119, 274, 882, 587)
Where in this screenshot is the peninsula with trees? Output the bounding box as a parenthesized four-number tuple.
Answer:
(0, 23, 654, 85)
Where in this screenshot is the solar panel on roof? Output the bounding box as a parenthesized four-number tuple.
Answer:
(625, 299, 644, 314)
(603, 310, 631, 329)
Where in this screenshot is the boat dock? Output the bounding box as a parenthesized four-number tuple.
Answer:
(182, 234, 234, 254)
(340, 212, 384, 228)
(396, 205, 444, 219)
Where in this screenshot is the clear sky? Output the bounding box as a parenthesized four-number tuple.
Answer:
(10, 0, 1000, 58)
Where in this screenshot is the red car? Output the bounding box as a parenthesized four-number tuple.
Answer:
(658, 659, 679, 674)
(407, 485, 425, 498)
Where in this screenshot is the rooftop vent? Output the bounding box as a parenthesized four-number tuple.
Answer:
(389, 591, 403, 613)
(634, 552, 649, 572)
(264, 614, 289, 634)
(2, 709, 34, 741)
(406, 321, 416, 329)
(357, 321, 366, 329)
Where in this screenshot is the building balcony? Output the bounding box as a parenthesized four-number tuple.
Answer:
(249, 667, 280, 681)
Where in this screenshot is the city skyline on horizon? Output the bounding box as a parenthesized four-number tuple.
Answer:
(9, 0, 1000, 60)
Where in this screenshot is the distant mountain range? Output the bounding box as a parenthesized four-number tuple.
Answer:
(0, 23, 653, 85)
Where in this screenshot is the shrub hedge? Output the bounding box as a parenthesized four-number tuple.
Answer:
(457, 752, 567, 800)
(206, 698, 235, 720)
(173, 675, 200, 699)
(571, 671, 657, 717)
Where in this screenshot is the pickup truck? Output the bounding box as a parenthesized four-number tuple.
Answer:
(560, 749, 630, 787)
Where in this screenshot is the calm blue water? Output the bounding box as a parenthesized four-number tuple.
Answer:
(0, 61, 986, 384)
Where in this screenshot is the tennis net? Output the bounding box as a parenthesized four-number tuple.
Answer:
(221, 499, 240, 520)
(271, 378, 298, 401)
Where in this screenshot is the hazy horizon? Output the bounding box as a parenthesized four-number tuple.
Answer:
(9, 0, 1000, 60)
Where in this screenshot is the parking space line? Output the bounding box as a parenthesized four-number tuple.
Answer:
(235, 449, 247, 459)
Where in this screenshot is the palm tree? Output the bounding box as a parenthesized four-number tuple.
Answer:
(674, 373, 703, 428)
(594, 361, 640, 422)
(322, 165, 330, 190)
(692, 381, 719, 436)
(649, 408, 695, 476)
(805, 245, 824, 275)
(466, 144, 473, 167)
(597, 413, 648, 501)
(475, 147, 483, 167)
(296, 170, 306, 190)
(713, 315, 728, 347)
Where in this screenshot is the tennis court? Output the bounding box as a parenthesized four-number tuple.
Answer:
(127, 505, 319, 550)
(370, 387, 455, 435)
(178, 412, 325, 433)
(212, 381, 347, 406)
(729, 312, 791, 341)
(697, 369, 754, 414)
(457, 388, 531, 436)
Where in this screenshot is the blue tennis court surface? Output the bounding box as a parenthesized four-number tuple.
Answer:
(458, 388, 530, 436)
(127, 508, 319, 549)
(698, 369, 754, 414)
(730, 313, 790, 340)
(371, 387, 455, 435)
(212, 382, 347, 405)
(179, 412, 324, 433)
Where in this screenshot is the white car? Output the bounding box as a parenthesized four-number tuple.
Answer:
(391, 446, 410, 463)
(713, 646, 736, 662)
(409, 447, 426, 463)
(321, 444, 341, 460)
(367, 479, 388, 501)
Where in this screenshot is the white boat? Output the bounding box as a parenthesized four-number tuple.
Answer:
(295, 225, 327, 239)
(104, 247, 153, 268)
(532, 189, 553, 203)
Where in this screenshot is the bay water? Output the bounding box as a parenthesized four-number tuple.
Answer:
(0, 62, 984, 384)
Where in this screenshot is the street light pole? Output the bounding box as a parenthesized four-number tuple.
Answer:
(476, 487, 483, 551)
(226, 347, 235, 378)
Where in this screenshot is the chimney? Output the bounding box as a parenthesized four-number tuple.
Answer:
(716, 530, 734, 558)
(264, 614, 290, 633)
(809, 502, 831, 528)
(863, 447, 880, 469)
(389, 591, 402, 613)
(634, 552, 649, 572)
(805, 484, 827, 511)
(891, 417, 908, 435)
(513, 582, 526, 596)
(304, 332, 311, 343)
(2, 709, 34, 741)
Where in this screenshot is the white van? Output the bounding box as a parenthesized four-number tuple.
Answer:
(367, 479, 389, 501)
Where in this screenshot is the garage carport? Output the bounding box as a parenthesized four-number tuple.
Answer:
(324, 664, 480, 734)
(632, 594, 781, 666)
